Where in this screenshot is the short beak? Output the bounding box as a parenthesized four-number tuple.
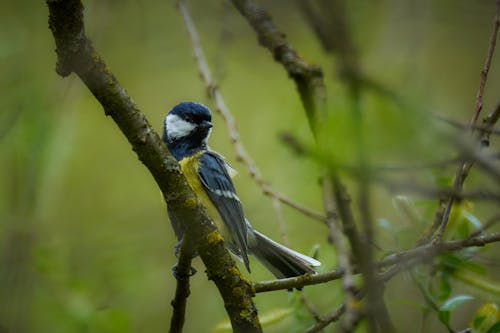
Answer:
(200, 120, 213, 130)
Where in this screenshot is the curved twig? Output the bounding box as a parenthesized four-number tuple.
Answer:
(178, 0, 325, 224)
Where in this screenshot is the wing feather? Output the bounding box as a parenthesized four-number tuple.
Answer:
(198, 151, 250, 270)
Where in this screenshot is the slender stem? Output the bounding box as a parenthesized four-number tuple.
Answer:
(178, 0, 325, 224)
(434, 1, 500, 242)
(169, 236, 196, 333)
(252, 233, 500, 293)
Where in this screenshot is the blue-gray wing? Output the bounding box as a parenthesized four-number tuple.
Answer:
(198, 151, 249, 270)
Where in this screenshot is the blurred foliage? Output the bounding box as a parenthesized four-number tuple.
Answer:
(1, 0, 500, 332)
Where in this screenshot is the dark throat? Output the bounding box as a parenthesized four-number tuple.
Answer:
(167, 138, 207, 161)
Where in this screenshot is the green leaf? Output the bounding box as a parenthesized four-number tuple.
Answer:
(486, 321, 500, 333)
(472, 303, 500, 333)
(474, 316, 486, 329)
(440, 294, 474, 312)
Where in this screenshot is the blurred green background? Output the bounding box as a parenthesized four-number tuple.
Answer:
(1, 1, 499, 332)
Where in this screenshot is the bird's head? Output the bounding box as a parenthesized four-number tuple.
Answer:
(163, 102, 213, 160)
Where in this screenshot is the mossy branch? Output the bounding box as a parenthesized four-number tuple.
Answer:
(46, 0, 261, 331)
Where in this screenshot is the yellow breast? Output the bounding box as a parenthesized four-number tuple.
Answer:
(179, 152, 226, 235)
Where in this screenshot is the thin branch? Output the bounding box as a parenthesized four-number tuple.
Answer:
(434, 1, 500, 242)
(303, 302, 346, 333)
(323, 176, 359, 329)
(253, 269, 344, 293)
(230, 0, 327, 130)
(270, 197, 290, 245)
(178, 0, 326, 224)
(435, 112, 500, 136)
(169, 236, 196, 333)
(379, 233, 500, 267)
(467, 213, 500, 238)
(277, 231, 500, 332)
(179, 2, 324, 324)
(300, 293, 322, 322)
(252, 232, 500, 293)
(378, 178, 500, 202)
(47, 1, 261, 331)
(303, 263, 412, 333)
(470, 1, 500, 128)
(230, 2, 389, 330)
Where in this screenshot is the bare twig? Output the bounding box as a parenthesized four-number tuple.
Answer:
(378, 178, 500, 202)
(470, 1, 500, 128)
(303, 302, 346, 333)
(379, 232, 500, 267)
(169, 236, 196, 333)
(300, 293, 322, 322)
(434, 1, 500, 242)
(178, 0, 325, 224)
(303, 262, 417, 333)
(179, 2, 325, 323)
(467, 213, 500, 238)
(297, 0, 359, 86)
(323, 176, 359, 329)
(253, 269, 344, 293)
(230, 0, 327, 130)
(229, 1, 388, 330)
(435, 112, 500, 135)
(479, 103, 500, 147)
(271, 197, 289, 246)
(252, 232, 500, 293)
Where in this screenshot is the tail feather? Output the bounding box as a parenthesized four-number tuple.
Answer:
(250, 230, 321, 279)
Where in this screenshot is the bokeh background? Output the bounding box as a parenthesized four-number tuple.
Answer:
(1, 1, 499, 332)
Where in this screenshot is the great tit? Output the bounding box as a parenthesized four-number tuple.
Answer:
(163, 101, 321, 278)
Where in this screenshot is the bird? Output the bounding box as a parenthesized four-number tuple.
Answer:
(163, 101, 321, 278)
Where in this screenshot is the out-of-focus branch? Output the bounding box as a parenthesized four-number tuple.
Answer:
(435, 112, 500, 136)
(303, 302, 346, 333)
(379, 232, 500, 267)
(229, 1, 372, 329)
(298, 1, 391, 330)
(303, 261, 436, 333)
(230, 0, 326, 130)
(179, 1, 324, 323)
(228, 1, 365, 329)
(297, 0, 359, 84)
(299, 230, 500, 333)
(178, 0, 325, 225)
(432, 2, 500, 242)
(46, 1, 261, 331)
(470, 1, 500, 128)
(479, 103, 500, 147)
(322, 177, 359, 328)
(298, 0, 400, 105)
(253, 232, 500, 293)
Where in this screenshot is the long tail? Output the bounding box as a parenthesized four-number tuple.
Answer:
(249, 230, 321, 279)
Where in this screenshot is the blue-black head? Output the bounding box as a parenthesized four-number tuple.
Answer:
(163, 102, 213, 160)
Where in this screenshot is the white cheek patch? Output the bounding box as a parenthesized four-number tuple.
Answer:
(202, 128, 212, 145)
(165, 114, 195, 139)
